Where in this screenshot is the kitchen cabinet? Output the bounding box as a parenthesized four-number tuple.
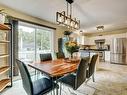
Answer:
(105, 51, 110, 62)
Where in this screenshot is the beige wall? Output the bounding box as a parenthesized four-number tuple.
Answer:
(0, 4, 69, 51)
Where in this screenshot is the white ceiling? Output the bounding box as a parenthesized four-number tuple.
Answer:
(0, 0, 127, 33)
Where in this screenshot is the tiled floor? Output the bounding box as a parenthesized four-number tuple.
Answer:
(1, 62, 127, 95)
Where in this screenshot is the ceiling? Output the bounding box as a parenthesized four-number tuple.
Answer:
(0, 0, 127, 33)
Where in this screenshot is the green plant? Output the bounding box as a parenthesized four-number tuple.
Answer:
(65, 41, 79, 58)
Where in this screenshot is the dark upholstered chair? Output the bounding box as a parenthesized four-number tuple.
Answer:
(86, 54, 98, 82)
(40, 53, 52, 61)
(58, 58, 89, 90)
(16, 59, 58, 95)
(56, 52, 65, 59)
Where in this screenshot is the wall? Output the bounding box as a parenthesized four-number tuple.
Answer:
(0, 4, 68, 51)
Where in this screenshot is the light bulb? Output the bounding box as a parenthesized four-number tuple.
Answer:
(75, 23, 78, 28)
(65, 19, 68, 24)
(58, 16, 62, 22)
(70, 21, 74, 27)
(67, 19, 70, 25)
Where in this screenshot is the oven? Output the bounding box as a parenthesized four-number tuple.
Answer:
(95, 39, 105, 62)
(98, 51, 105, 61)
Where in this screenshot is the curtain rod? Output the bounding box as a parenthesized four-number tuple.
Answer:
(7, 16, 56, 30)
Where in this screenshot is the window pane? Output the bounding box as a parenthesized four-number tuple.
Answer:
(36, 29, 51, 50)
(36, 28, 52, 60)
(18, 25, 35, 63)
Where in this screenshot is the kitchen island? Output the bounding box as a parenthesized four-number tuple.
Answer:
(79, 49, 109, 62)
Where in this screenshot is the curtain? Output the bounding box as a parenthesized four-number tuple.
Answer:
(7, 16, 19, 76)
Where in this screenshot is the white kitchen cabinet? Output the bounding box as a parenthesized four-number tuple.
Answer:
(105, 51, 110, 62)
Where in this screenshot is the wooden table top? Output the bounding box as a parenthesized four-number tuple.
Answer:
(28, 59, 80, 77)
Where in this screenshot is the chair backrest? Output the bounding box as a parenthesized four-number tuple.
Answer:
(16, 59, 33, 95)
(56, 52, 65, 59)
(88, 54, 98, 77)
(40, 53, 52, 61)
(75, 57, 89, 90)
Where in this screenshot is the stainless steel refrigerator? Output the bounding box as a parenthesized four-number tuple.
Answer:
(110, 38, 127, 64)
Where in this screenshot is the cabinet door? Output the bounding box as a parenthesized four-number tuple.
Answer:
(105, 51, 110, 62)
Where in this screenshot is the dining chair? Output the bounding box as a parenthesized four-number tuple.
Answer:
(16, 59, 58, 95)
(55, 52, 65, 80)
(56, 52, 65, 59)
(39, 53, 52, 78)
(86, 54, 98, 82)
(40, 53, 52, 61)
(58, 58, 89, 94)
(40, 53, 62, 95)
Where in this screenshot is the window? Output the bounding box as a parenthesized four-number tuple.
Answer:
(18, 22, 54, 63)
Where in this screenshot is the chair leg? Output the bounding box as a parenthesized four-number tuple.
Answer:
(53, 90, 55, 95)
(59, 82, 62, 95)
(92, 73, 95, 82)
(56, 87, 58, 95)
(50, 91, 52, 95)
(34, 70, 37, 80)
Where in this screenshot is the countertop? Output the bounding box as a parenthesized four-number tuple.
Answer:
(80, 49, 110, 51)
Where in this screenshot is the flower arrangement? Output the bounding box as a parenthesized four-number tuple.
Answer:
(65, 41, 79, 58)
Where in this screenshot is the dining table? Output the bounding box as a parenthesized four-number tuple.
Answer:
(28, 58, 80, 78)
(28, 58, 87, 95)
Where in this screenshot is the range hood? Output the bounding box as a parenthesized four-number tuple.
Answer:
(95, 39, 105, 49)
(95, 39, 105, 43)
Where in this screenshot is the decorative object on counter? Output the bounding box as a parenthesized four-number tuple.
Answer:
(56, 0, 80, 29)
(65, 41, 79, 58)
(0, 9, 6, 24)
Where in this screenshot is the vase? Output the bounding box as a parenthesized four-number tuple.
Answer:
(69, 52, 73, 60)
(71, 53, 73, 58)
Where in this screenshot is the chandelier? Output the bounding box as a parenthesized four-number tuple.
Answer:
(56, 0, 80, 29)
